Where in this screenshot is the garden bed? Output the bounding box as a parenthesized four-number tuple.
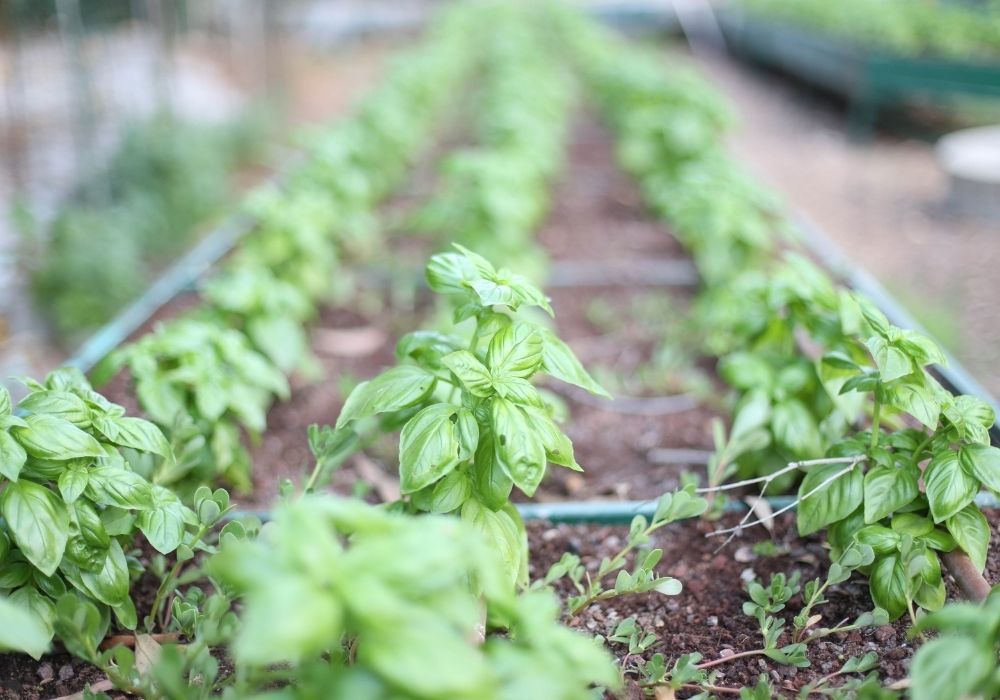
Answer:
(719, 12, 1000, 138)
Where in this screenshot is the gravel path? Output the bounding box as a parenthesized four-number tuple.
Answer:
(688, 48, 1000, 399)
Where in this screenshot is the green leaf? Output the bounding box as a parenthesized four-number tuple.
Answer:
(854, 295, 890, 337)
(719, 352, 773, 390)
(796, 463, 863, 536)
(487, 324, 543, 379)
(85, 466, 155, 510)
(461, 499, 524, 586)
(441, 351, 493, 397)
(943, 395, 995, 445)
(0, 430, 28, 481)
(0, 595, 50, 658)
(11, 414, 103, 460)
(958, 444, 1000, 493)
(425, 469, 471, 514)
(523, 405, 579, 471)
(1, 480, 70, 576)
(924, 451, 978, 523)
(18, 391, 91, 427)
(491, 398, 546, 497)
(910, 637, 994, 700)
(854, 525, 901, 554)
(138, 486, 191, 554)
(865, 336, 912, 382)
(53, 593, 106, 661)
(538, 327, 611, 398)
(399, 405, 475, 494)
(425, 248, 490, 296)
(92, 416, 170, 457)
(0, 388, 9, 416)
(57, 461, 90, 503)
(891, 380, 941, 430)
(771, 399, 821, 457)
(869, 554, 907, 620)
(946, 505, 990, 573)
(66, 539, 129, 606)
(863, 464, 919, 523)
(472, 429, 513, 510)
(336, 366, 436, 429)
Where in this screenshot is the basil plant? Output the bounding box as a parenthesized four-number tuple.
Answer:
(0, 369, 200, 655)
(332, 246, 609, 585)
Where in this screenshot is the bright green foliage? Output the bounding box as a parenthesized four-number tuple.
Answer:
(106, 319, 289, 494)
(413, 3, 572, 279)
(209, 495, 619, 699)
(330, 246, 608, 585)
(201, 265, 319, 377)
(740, 0, 1000, 60)
(561, 1, 996, 622)
(538, 486, 707, 615)
(0, 368, 208, 653)
(908, 587, 1000, 700)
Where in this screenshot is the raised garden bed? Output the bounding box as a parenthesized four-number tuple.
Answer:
(719, 12, 1000, 139)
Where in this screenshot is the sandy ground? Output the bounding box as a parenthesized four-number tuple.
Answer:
(690, 47, 1000, 399)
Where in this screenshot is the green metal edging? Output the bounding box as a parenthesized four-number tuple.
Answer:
(228, 491, 1000, 526)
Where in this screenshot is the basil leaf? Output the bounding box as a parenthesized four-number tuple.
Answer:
(539, 328, 611, 398)
(863, 464, 919, 523)
(12, 414, 102, 460)
(336, 366, 435, 429)
(772, 399, 821, 457)
(0, 430, 27, 482)
(92, 416, 170, 457)
(85, 466, 155, 510)
(0, 596, 50, 658)
(523, 405, 580, 471)
(18, 391, 91, 428)
(924, 451, 977, 523)
(491, 398, 546, 496)
(472, 429, 513, 510)
(943, 395, 995, 445)
(441, 351, 493, 397)
(64, 539, 129, 606)
(0, 387, 10, 416)
(487, 324, 543, 379)
(139, 486, 191, 554)
(865, 336, 912, 382)
(1, 480, 70, 576)
(425, 470, 472, 514)
(946, 505, 990, 573)
(958, 444, 1000, 493)
(57, 461, 90, 503)
(399, 405, 475, 494)
(461, 499, 524, 586)
(910, 637, 994, 700)
(869, 554, 907, 620)
(796, 463, 863, 536)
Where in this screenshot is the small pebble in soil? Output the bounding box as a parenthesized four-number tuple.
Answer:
(37, 663, 53, 682)
(740, 567, 756, 582)
(874, 625, 896, 643)
(707, 615, 718, 626)
(719, 648, 735, 659)
(734, 545, 756, 562)
(59, 664, 74, 681)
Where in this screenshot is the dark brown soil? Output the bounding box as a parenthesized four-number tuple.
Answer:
(529, 508, 1000, 698)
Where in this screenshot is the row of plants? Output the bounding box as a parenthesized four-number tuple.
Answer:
(93, 3, 481, 501)
(559, 7, 998, 695)
(0, 0, 482, 665)
(1, 2, 998, 698)
(737, 0, 1000, 62)
(410, 2, 574, 280)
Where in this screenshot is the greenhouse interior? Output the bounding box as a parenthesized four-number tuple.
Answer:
(0, 0, 999, 698)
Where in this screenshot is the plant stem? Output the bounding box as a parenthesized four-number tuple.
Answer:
(695, 648, 765, 670)
(869, 399, 881, 451)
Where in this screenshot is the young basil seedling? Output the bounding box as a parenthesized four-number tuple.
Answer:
(331, 245, 609, 585)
